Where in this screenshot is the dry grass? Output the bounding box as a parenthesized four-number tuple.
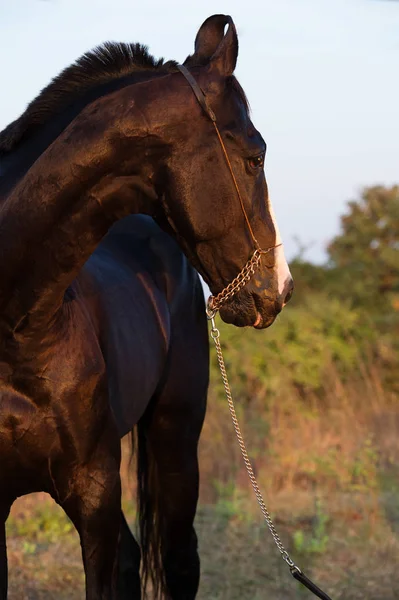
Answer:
(6, 491, 399, 599)
(200, 356, 399, 504)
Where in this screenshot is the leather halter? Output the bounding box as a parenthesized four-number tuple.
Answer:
(176, 64, 281, 312)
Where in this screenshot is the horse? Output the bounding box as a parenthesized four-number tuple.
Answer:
(0, 14, 293, 599)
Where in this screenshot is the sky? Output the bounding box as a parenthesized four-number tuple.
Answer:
(0, 0, 398, 262)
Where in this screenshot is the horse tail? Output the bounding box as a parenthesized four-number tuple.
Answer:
(134, 416, 168, 599)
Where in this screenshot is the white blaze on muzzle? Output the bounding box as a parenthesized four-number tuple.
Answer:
(267, 198, 292, 296)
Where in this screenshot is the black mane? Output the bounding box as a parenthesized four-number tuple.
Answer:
(0, 42, 177, 155)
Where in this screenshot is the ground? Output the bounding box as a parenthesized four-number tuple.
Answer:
(6, 480, 399, 599)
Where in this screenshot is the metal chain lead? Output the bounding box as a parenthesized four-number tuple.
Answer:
(179, 62, 331, 600)
(207, 245, 281, 315)
(208, 314, 299, 573)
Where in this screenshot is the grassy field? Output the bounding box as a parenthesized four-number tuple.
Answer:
(6, 435, 399, 599)
(6, 488, 399, 599)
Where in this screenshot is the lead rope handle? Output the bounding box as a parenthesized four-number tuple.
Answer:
(207, 312, 333, 600)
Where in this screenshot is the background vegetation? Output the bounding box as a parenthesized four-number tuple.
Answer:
(6, 185, 399, 599)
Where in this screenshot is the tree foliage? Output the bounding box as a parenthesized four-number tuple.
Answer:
(327, 185, 399, 312)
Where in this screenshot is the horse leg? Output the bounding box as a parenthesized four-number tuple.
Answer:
(137, 332, 208, 599)
(57, 447, 122, 600)
(117, 511, 141, 599)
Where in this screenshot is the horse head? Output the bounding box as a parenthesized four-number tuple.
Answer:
(0, 14, 293, 330)
(146, 15, 294, 327)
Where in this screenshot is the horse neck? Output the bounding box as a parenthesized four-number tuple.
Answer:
(0, 71, 167, 199)
(0, 89, 159, 337)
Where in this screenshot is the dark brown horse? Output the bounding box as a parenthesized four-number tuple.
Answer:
(0, 14, 292, 599)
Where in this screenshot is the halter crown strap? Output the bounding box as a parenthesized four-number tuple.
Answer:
(176, 64, 261, 250)
(176, 64, 216, 122)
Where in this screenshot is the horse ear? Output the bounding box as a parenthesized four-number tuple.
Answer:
(185, 14, 238, 76)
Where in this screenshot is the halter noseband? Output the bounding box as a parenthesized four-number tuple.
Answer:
(176, 64, 281, 315)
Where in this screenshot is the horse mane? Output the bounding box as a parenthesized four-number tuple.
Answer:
(0, 42, 249, 158)
(0, 42, 177, 156)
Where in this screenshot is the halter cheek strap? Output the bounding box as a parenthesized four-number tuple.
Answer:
(176, 64, 281, 313)
(176, 64, 260, 249)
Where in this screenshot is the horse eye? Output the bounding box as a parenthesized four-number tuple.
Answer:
(248, 154, 264, 170)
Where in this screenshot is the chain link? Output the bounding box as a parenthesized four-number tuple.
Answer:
(207, 249, 261, 314)
(207, 245, 282, 315)
(208, 314, 300, 573)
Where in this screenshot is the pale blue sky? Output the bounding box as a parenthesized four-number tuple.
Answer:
(0, 0, 398, 262)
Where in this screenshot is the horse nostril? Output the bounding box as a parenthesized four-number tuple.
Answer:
(284, 289, 293, 304)
(282, 280, 294, 307)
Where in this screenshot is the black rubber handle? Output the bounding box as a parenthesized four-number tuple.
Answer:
(291, 568, 333, 600)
